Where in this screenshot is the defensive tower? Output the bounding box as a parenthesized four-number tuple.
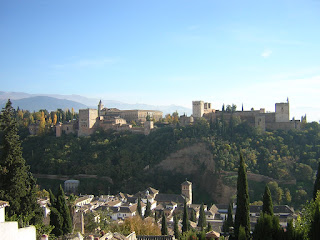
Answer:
(275, 99, 289, 122)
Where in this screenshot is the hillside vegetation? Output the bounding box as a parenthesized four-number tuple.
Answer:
(17, 117, 320, 207)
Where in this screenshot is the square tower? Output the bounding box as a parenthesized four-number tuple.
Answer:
(192, 101, 204, 118)
(275, 102, 289, 122)
(78, 109, 98, 136)
(181, 181, 192, 205)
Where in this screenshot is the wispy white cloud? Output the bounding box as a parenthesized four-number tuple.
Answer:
(261, 49, 272, 58)
(52, 57, 119, 69)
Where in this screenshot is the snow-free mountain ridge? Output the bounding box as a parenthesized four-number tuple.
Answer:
(0, 91, 192, 115)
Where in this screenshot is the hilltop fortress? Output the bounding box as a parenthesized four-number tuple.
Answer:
(192, 99, 301, 132)
(56, 100, 163, 137)
(52, 99, 301, 137)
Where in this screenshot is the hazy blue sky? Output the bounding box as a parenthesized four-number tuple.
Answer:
(1, 0, 320, 121)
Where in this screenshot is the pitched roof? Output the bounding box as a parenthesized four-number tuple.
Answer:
(106, 199, 121, 207)
(110, 205, 137, 214)
(206, 231, 220, 239)
(155, 193, 185, 204)
(273, 205, 294, 214)
(147, 187, 159, 195)
(249, 205, 294, 214)
(209, 205, 219, 214)
(181, 181, 192, 186)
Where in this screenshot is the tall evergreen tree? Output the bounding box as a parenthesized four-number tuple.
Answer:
(174, 215, 181, 239)
(49, 189, 56, 207)
(263, 185, 274, 216)
(161, 211, 168, 235)
(137, 196, 142, 217)
(238, 225, 247, 240)
(182, 200, 190, 232)
(56, 185, 72, 234)
(206, 222, 212, 232)
(252, 213, 281, 240)
(50, 207, 64, 236)
(144, 200, 152, 218)
(190, 209, 196, 222)
(197, 203, 206, 231)
(0, 99, 41, 224)
(313, 161, 320, 200)
(309, 199, 320, 240)
(234, 153, 250, 239)
(49, 186, 72, 236)
(223, 203, 234, 233)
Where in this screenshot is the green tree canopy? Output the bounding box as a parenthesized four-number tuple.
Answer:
(182, 200, 190, 232)
(0, 99, 41, 225)
(262, 185, 274, 216)
(174, 215, 181, 239)
(252, 213, 281, 240)
(223, 203, 234, 233)
(197, 203, 206, 231)
(49, 185, 72, 236)
(313, 161, 320, 200)
(137, 196, 142, 217)
(56, 185, 72, 234)
(161, 211, 168, 235)
(144, 200, 152, 218)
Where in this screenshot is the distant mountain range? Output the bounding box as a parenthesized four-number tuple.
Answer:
(0, 91, 192, 115)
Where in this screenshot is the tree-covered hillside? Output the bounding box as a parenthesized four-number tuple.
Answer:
(16, 116, 320, 207)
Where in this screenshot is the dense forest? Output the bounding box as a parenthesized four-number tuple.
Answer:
(9, 107, 319, 209)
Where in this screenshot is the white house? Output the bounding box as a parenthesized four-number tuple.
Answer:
(75, 195, 94, 207)
(0, 200, 36, 240)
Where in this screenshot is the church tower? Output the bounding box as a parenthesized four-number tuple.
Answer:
(181, 180, 192, 205)
(98, 100, 104, 117)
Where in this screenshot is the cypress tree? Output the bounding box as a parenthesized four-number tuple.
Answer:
(224, 203, 234, 233)
(206, 222, 212, 232)
(49, 189, 56, 207)
(197, 203, 206, 231)
(313, 161, 320, 200)
(50, 207, 64, 237)
(238, 225, 247, 240)
(252, 213, 273, 240)
(262, 185, 274, 216)
(137, 196, 142, 217)
(234, 153, 250, 239)
(190, 209, 196, 222)
(309, 200, 320, 240)
(174, 215, 181, 239)
(286, 219, 294, 240)
(161, 211, 168, 235)
(144, 200, 152, 218)
(0, 99, 40, 224)
(182, 200, 190, 232)
(56, 185, 72, 234)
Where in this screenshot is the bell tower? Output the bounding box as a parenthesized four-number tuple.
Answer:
(181, 180, 192, 205)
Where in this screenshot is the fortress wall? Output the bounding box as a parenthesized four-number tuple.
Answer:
(266, 121, 300, 131)
(204, 111, 258, 125)
(264, 112, 276, 123)
(255, 115, 266, 131)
